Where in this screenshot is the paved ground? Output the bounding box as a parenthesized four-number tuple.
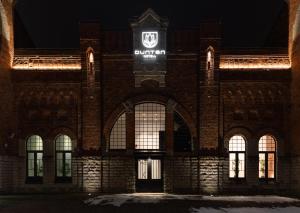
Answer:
(0, 193, 300, 213)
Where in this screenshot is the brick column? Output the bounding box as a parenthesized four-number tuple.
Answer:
(80, 22, 102, 152)
(124, 101, 135, 153)
(199, 24, 221, 151)
(166, 100, 176, 155)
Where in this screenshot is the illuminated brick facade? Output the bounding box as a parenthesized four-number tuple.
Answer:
(0, 4, 299, 194)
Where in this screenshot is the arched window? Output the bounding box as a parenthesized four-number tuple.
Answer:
(135, 103, 165, 150)
(86, 49, 94, 73)
(229, 135, 246, 179)
(110, 113, 126, 149)
(27, 135, 43, 182)
(86, 48, 95, 86)
(206, 46, 214, 82)
(174, 112, 192, 152)
(55, 135, 72, 181)
(258, 135, 276, 179)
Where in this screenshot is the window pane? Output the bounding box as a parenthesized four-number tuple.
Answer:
(36, 153, 43, 177)
(110, 113, 126, 149)
(135, 103, 165, 150)
(259, 153, 266, 178)
(151, 160, 161, 180)
(65, 153, 72, 177)
(259, 135, 276, 152)
(229, 135, 245, 151)
(138, 160, 148, 179)
(238, 153, 245, 178)
(27, 153, 35, 177)
(268, 153, 275, 179)
(229, 153, 236, 178)
(27, 135, 43, 151)
(56, 135, 72, 151)
(56, 153, 63, 177)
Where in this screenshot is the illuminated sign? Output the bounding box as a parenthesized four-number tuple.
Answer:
(134, 31, 166, 59)
(142, 32, 158, 48)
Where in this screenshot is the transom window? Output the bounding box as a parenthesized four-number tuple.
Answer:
(135, 103, 165, 150)
(27, 135, 43, 181)
(259, 135, 276, 179)
(55, 135, 72, 181)
(229, 135, 246, 179)
(110, 113, 126, 149)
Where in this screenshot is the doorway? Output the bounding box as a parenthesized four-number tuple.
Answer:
(136, 158, 163, 192)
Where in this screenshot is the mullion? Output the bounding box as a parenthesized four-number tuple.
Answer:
(235, 153, 239, 178)
(62, 152, 66, 177)
(265, 152, 268, 179)
(34, 152, 37, 177)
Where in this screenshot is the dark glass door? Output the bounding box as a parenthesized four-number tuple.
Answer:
(136, 158, 163, 192)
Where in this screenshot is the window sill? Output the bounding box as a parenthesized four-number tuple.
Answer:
(259, 179, 277, 184)
(55, 177, 72, 183)
(228, 178, 247, 184)
(26, 177, 43, 184)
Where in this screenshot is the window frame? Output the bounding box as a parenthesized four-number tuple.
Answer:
(228, 135, 246, 180)
(258, 135, 277, 181)
(26, 135, 43, 184)
(109, 112, 127, 150)
(55, 135, 72, 183)
(134, 103, 166, 151)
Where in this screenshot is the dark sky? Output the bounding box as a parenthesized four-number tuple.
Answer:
(15, 0, 287, 48)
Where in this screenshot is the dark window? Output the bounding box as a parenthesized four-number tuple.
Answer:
(55, 135, 72, 182)
(26, 135, 43, 183)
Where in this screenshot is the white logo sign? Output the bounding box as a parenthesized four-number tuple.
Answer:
(142, 32, 158, 48)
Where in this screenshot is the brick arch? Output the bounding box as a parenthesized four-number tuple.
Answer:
(224, 127, 253, 153)
(254, 128, 284, 156)
(48, 127, 77, 151)
(103, 93, 197, 146)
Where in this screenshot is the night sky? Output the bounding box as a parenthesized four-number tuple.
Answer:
(15, 0, 287, 48)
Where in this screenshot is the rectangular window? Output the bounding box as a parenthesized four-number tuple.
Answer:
(36, 153, 43, 177)
(138, 159, 161, 180)
(27, 153, 35, 177)
(151, 159, 161, 179)
(229, 153, 236, 178)
(238, 153, 245, 178)
(138, 160, 148, 179)
(268, 153, 275, 179)
(56, 153, 63, 177)
(259, 153, 266, 178)
(135, 104, 165, 150)
(65, 153, 72, 177)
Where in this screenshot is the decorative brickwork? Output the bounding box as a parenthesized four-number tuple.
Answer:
(0, 7, 299, 195)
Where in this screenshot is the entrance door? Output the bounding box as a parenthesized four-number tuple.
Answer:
(136, 158, 163, 192)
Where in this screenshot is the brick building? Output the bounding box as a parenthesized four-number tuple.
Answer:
(0, 1, 300, 194)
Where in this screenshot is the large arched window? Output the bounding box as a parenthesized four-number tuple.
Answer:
(110, 113, 126, 149)
(135, 103, 165, 150)
(258, 135, 276, 180)
(55, 135, 72, 181)
(27, 135, 43, 182)
(229, 135, 246, 179)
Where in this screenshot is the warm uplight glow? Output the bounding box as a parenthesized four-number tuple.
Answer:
(89, 52, 94, 63)
(220, 55, 291, 70)
(13, 55, 81, 70)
